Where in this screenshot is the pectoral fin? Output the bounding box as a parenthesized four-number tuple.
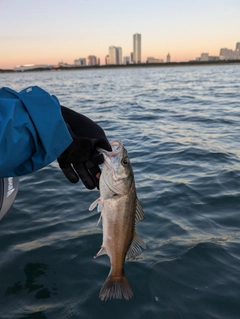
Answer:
(89, 198, 102, 212)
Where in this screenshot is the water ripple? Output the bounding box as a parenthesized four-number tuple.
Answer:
(1, 65, 240, 318)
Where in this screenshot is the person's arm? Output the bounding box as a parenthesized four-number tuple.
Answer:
(0, 86, 72, 177)
(0, 86, 111, 189)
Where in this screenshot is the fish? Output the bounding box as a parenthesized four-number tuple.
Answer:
(89, 140, 146, 301)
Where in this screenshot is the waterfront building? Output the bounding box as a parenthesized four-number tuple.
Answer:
(235, 42, 240, 59)
(130, 52, 134, 63)
(109, 46, 122, 64)
(105, 55, 110, 65)
(88, 55, 98, 66)
(219, 48, 234, 60)
(74, 58, 86, 66)
(232, 50, 240, 60)
(123, 56, 130, 64)
(219, 48, 229, 59)
(146, 57, 162, 63)
(133, 33, 141, 64)
(200, 53, 209, 61)
(208, 56, 219, 61)
(198, 53, 219, 62)
(226, 50, 233, 59)
(109, 46, 117, 64)
(166, 53, 171, 63)
(220, 44, 240, 60)
(116, 47, 122, 65)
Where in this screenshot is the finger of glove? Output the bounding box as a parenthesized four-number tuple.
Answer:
(74, 165, 97, 190)
(87, 165, 101, 189)
(84, 155, 102, 189)
(60, 167, 79, 183)
(95, 139, 112, 152)
(87, 152, 104, 166)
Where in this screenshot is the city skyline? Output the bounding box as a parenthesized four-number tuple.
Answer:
(1, 0, 240, 69)
(11, 39, 240, 71)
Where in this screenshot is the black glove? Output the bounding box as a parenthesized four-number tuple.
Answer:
(57, 106, 111, 189)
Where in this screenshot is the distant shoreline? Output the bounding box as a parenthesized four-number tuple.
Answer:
(1, 59, 240, 73)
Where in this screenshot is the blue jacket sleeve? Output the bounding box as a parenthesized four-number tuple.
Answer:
(0, 86, 73, 177)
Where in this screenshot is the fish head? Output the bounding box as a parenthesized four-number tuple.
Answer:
(98, 140, 134, 195)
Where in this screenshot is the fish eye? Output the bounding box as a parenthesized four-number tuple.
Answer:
(121, 158, 129, 166)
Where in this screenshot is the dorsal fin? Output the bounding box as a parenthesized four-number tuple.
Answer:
(135, 198, 145, 224)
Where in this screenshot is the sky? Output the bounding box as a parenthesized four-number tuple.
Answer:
(1, 0, 240, 69)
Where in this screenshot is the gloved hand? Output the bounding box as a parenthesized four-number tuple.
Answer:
(57, 106, 111, 189)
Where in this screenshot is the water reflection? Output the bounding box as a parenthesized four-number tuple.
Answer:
(18, 312, 47, 319)
(5, 263, 51, 299)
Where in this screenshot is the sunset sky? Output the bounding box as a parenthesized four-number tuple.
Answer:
(1, 0, 240, 69)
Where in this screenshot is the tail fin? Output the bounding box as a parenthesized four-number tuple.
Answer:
(99, 275, 133, 301)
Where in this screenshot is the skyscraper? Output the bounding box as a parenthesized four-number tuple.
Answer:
(133, 33, 141, 64)
(109, 46, 117, 64)
(109, 46, 122, 64)
(116, 47, 122, 65)
(105, 55, 110, 65)
(130, 52, 134, 63)
(166, 53, 171, 63)
(88, 55, 98, 65)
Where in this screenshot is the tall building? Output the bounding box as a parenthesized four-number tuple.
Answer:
(236, 42, 240, 51)
(105, 55, 110, 65)
(166, 53, 171, 63)
(88, 55, 98, 66)
(130, 52, 134, 63)
(133, 33, 141, 64)
(108, 46, 122, 64)
(116, 47, 122, 65)
(109, 46, 117, 64)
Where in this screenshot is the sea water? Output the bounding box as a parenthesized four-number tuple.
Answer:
(0, 65, 240, 319)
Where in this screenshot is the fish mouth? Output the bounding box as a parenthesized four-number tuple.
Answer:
(97, 140, 123, 158)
